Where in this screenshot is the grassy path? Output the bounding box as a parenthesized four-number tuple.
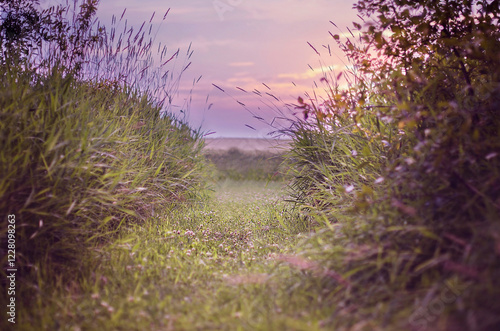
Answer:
(23, 181, 333, 330)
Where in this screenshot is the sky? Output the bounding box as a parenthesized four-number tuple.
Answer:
(93, 0, 360, 137)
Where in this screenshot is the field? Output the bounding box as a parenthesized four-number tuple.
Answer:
(204, 138, 292, 154)
(14, 180, 329, 330)
(203, 138, 292, 181)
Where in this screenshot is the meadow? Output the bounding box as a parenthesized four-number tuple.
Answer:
(11, 180, 323, 330)
(203, 139, 290, 181)
(1, 0, 500, 330)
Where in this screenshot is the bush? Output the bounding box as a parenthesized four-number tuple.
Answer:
(284, 0, 500, 329)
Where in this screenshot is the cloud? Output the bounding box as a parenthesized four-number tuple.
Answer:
(228, 62, 255, 67)
(241, 0, 354, 24)
(92, 0, 358, 137)
(96, 0, 218, 25)
(227, 76, 256, 83)
(173, 38, 240, 53)
(277, 65, 340, 80)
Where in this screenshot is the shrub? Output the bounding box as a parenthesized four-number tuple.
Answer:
(285, 0, 500, 329)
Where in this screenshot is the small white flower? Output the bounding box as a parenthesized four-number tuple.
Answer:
(344, 185, 355, 193)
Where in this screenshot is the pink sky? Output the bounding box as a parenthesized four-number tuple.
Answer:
(95, 0, 359, 137)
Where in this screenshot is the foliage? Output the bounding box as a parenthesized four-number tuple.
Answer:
(285, 0, 500, 329)
(0, 0, 100, 73)
(0, 0, 206, 294)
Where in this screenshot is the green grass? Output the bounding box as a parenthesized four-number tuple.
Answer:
(13, 180, 341, 331)
(0, 1, 206, 300)
(0, 66, 206, 286)
(205, 149, 289, 181)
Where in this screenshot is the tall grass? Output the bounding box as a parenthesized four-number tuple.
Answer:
(281, 1, 500, 329)
(7, 181, 315, 330)
(0, 1, 206, 296)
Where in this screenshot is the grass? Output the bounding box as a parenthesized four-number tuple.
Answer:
(274, 2, 500, 329)
(204, 148, 289, 181)
(2, 1, 499, 330)
(0, 65, 206, 285)
(11, 180, 340, 331)
(0, 1, 205, 293)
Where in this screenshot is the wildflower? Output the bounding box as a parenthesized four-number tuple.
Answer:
(100, 301, 114, 313)
(344, 184, 355, 193)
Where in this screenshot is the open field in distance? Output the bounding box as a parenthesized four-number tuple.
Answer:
(203, 138, 292, 181)
(203, 138, 292, 154)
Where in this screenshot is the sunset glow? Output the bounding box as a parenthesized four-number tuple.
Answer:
(95, 0, 359, 137)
